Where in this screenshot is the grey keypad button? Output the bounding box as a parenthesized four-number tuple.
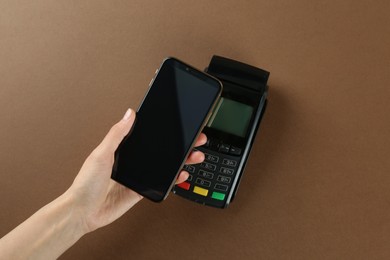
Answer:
(205, 153, 219, 163)
(218, 143, 230, 153)
(183, 165, 195, 173)
(198, 170, 214, 179)
(220, 167, 234, 175)
(200, 162, 217, 171)
(229, 146, 242, 156)
(217, 175, 231, 184)
(215, 183, 228, 191)
(222, 159, 237, 167)
(195, 178, 211, 187)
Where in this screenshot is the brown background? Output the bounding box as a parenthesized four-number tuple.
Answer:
(1, 1, 389, 259)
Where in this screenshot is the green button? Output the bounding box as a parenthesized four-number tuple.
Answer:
(212, 191, 225, 200)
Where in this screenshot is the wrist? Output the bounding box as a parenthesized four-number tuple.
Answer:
(40, 192, 87, 251)
(59, 190, 91, 237)
(0, 191, 87, 259)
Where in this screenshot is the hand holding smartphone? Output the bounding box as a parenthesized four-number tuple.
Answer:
(111, 57, 222, 202)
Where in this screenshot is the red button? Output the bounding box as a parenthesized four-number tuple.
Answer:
(177, 182, 190, 190)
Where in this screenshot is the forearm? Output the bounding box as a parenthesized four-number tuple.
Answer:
(0, 192, 86, 260)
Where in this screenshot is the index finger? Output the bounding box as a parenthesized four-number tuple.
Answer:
(194, 133, 207, 147)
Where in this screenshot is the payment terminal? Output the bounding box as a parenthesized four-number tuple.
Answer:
(173, 55, 270, 208)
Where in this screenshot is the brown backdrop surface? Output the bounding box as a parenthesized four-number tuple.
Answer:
(1, 1, 390, 259)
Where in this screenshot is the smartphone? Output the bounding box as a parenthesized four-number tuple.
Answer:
(111, 57, 222, 202)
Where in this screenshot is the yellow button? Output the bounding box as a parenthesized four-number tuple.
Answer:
(193, 186, 209, 197)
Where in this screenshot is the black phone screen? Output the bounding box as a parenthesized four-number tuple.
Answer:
(112, 58, 222, 202)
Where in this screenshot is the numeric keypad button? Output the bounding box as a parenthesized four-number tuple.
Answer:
(205, 153, 219, 163)
(198, 170, 214, 179)
(220, 167, 234, 175)
(195, 178, 211, 187)
(222, 159, 237, 167)
(217, 175, 231, 184)
(200, 162, 217, 171)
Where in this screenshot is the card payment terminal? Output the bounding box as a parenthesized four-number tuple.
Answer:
(172, 55, 270, 208)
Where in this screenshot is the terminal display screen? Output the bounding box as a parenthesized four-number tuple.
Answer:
(207, 97, 253, 137)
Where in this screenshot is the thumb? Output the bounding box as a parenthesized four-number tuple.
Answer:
(98, 109, 136, 154)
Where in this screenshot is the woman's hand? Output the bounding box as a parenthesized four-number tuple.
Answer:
(0, 108, 206, 259)
(66, 108, 206, 233)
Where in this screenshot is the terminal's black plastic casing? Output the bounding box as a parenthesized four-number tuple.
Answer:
(173, 55, 269, 208)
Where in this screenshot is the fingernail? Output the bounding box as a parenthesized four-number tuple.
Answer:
(122, 109, 132, 121)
